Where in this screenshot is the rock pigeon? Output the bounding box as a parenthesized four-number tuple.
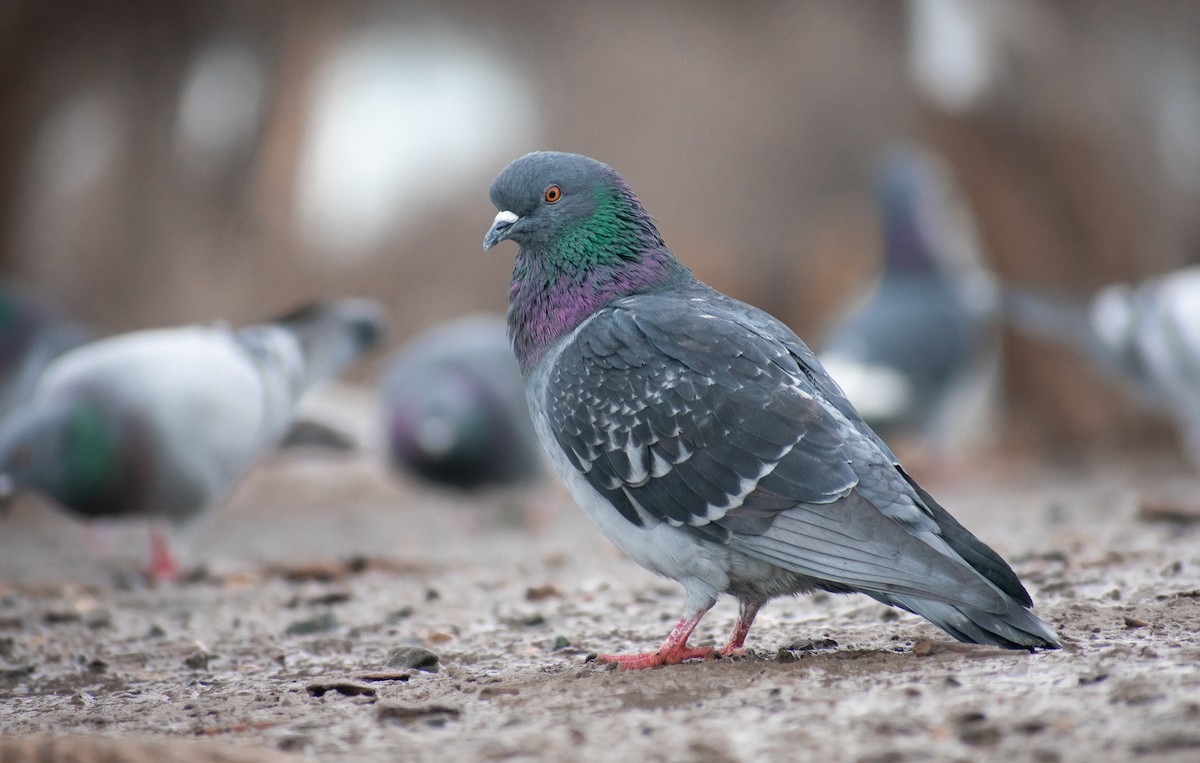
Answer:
(484, 151, 1059, 668)
(0, 298, 386, 580)
(380, 314, 544, 491)
(1004, 266, 1200, 464)
(818, 147, 999, 445)
(0, 285, 92, 422)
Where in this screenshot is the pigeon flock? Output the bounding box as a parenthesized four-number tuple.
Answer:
(484, 151, 1059, 667)
(5, 146, 1188, 665)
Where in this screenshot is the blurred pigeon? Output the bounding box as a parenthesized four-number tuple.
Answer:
(0, 298, 385, 580)
(485, 151, 1059, 668)
(0, 285, 92, 421)
(819, 147, 999, 447)
(381, 314, 543, 491)
(1005, 266, 1200, 464)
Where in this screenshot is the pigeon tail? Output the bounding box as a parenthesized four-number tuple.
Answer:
(870, 591, 1061, 650)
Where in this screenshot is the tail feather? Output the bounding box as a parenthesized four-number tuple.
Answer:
(900, 469, 1032, 607)
(872, 592, 1061, 650)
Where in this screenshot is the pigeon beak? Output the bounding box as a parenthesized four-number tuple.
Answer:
(483, 210, 519, 251)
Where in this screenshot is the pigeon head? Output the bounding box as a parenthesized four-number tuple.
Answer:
(484, 152, 639, 252)
(0, 397, 136, 516)
(484, 152, 690, 372)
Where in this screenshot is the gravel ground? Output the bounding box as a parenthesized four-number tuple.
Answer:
(1, 430, 1198, 762)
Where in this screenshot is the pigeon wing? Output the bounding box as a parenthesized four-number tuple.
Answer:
(541, 283, 1009, 610)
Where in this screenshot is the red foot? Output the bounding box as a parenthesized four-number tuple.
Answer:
(145, 527, 181, 583)
(596, 645, 716, 670)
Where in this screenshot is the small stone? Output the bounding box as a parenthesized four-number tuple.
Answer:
(0, 664, 34, 682)
(525, 584, 561, 601)
(913, 639, 936, 657)
(85, 610, 113, 629)
(277, 735, 309, 753)
(386, 606, 414, 624)
(305, 591, 352, 607)
(285, 613, 340, 636)
(1138, 496, 1200, 524)
(1124, 615, 1150, 628)
(385, 646, 439, 672)
(306, 680, 376, 698)
(783, 638, 838, 652)
(184, 650, 212, 670)
(377, 703, 460, 727)
(548, 635, 572, 651)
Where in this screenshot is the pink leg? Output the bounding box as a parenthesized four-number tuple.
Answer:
(145, 526, 180, 583)
(596, 610, 716, 670)
(718, 599, 761, 657)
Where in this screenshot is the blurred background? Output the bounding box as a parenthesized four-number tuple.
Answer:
(2, 0, 1199, 465)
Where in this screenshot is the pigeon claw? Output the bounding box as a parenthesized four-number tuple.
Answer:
(595, 645, 716, 670)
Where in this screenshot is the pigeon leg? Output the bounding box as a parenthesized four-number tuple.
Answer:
(145, 525, 180, 583)
(596, 609, 716, 670)
(719, 599, 762, 657)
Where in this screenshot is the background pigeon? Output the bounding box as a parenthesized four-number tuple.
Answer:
(380, 314, 544, 492)
(485, 151, 1059, 668)
(818, 147, 1000, 450)
(1004, 266, 1200, 465)
(0, 285, 93, 422)
(0, 297, 386, 580)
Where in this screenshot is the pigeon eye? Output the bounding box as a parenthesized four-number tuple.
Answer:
(544, 185, 562, 203)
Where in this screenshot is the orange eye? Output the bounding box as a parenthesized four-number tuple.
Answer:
(544, 185, 561, 203)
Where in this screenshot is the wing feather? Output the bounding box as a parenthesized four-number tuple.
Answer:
(543, 281, 1030, 611)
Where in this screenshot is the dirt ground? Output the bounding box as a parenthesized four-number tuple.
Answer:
(1, 393, 1199, 762)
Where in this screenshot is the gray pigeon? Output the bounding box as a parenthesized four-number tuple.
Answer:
(484, 151, 1059, 668)
(1005, 266, 1200, 464)
(0, 298, 386, 580)
(0, 285, 92, 422)
(819, 147, 999, 443)
(381, 314, 543, 490)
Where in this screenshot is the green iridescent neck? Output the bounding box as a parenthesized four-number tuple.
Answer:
(507, 185, 690, 373)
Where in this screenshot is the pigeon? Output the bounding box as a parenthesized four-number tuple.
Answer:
(0, 285, 92, 422)
(0, 298, 386, 580)
(1004, 266, 1200, 464)
(818, 147, 999, 444)
(484, 151, 1059, 668)
(380, 314, 544, 491)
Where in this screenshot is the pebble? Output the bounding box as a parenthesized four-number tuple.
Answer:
(284, 613, 340, 636)
(385, 646, 439, 672)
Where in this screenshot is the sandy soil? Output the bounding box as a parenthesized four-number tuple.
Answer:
(1, 428, 1199, 762)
